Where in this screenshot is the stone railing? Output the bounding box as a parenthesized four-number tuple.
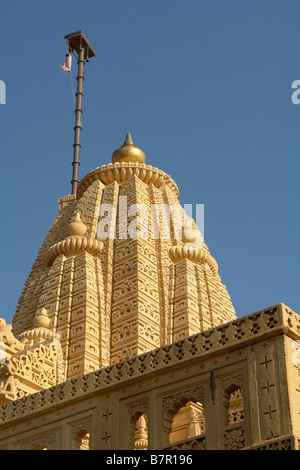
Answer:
(164, 434, 206, 450)
(0, 303, 298, 424)
(243, 435, 300, 450)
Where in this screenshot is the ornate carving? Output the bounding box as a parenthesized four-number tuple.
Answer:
(0, 304, 297, 429)
(128, 402, 149, 417)
(0, 306, 65, 405)
(169, 246, 218, 275)
(76, 162, 179, 200)
(166, 435, 206, 450)
(162, 387, 204, 414)
(19, 430, 56, 450)
(248, 436, 294, 451)
(0, 319, 21, 351)
(134, 413, 148, 450)
(221, 374, 243, 391)
(45, 236, 103, 266)
(224, 426, 245, 450)
(70, 417, 92, 435)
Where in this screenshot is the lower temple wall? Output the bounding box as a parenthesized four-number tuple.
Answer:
(0, 304, 299, 450)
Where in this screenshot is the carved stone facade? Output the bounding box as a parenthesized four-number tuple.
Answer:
(0, 144, 299, 450)
(0, 304, 299, 449)
(5, 160, 236, 391)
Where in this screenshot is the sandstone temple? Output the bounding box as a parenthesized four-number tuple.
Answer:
(0, 134, 299, 450)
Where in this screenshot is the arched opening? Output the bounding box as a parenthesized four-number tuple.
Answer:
(72, 429, 90, 450)
(169, 400, 205, 444)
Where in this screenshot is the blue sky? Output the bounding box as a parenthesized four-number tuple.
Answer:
(0, 0, 299, 324)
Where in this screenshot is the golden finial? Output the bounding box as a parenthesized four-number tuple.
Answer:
(112, 133, 146, 164)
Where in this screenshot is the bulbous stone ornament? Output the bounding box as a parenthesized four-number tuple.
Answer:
(66, 212, 87, 237)
(182, 222, 197, 244)
(33, 308, 51, 329)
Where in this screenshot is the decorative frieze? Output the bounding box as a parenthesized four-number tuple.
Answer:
(76, 162, 179, 201)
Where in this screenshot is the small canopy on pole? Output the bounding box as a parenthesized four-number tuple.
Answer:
(64, 30, 96, 60)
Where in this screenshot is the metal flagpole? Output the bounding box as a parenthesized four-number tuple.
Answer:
(64, 31, 96, 196)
